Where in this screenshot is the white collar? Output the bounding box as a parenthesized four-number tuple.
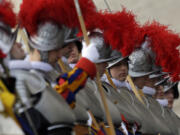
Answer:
(101, 74, 107, 82)
(8, 60, 32, 70)
(61, 56, 69, 64)
(107, 77, 131, 91)
(142, 86, 156, 96)
(156, 99, 168, 107)
(69, 63, 76, 69)
(31, 61, 53, 72)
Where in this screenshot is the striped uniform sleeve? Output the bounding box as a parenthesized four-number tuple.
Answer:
(55, 57, 96, 108)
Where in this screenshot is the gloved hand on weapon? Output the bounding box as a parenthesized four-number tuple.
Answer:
(82, 36, 103, 63)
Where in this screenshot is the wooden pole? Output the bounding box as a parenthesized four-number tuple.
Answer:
(18, 29, 30, 54)
(74, 0, 90, 45)
(58, 59, 68, 73)
(105, 69, 117, 90)
(126, 75, 145, 104)
(74, 0, 116, 135)
(95, 71, 116, 135)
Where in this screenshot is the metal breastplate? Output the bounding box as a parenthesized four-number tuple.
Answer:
(11, 69, 76, 125)
(35, 85, 76, 124)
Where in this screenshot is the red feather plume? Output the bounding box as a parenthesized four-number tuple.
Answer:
(141, 21, 180, 81)
(0, 0, 16, 28)
(85, 8, 141, 57)
(104, 9, 141, 57)
(19, 0, 97, 35)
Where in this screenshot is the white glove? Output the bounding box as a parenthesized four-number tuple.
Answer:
(82, 37, 103, 63)
(156, 99, 168, 107)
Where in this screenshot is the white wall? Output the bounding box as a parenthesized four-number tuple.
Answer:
(93, 0, 180, 33)
(10, 0, 22, 13)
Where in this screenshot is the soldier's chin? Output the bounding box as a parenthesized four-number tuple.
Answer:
(119, 78, 126, 82)
(118, 75, 127, 81)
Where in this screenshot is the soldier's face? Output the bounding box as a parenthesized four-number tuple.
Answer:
(154, 85, 164, 99)
(48, 49, 61, 66)
(164, 89, 174, 109)
(144, 77, 158, 88)
(67, 43, 80, 64)
(110, 60, 128, 81)
(96, 62, 108, 77)
(133, 75, 149, 89)
(48, 46, 73, 66)
(58, 45, 73, 58)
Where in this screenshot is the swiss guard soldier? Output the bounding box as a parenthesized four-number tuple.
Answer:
(162, 80, 180, 135)
(54, 28, 82, 72)
(128, 46, 172, 135)
(149, 70, 169, 107)
(9, 0, 106, 135)
(65, 29, 82, 69)
(103, 50, 143, 134)
(105, 50, 130, 90)
(149, 71, 180, 135)
(0, 0, 24, 134)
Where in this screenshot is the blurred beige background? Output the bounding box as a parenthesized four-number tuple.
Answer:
(11, 0, 180, 116)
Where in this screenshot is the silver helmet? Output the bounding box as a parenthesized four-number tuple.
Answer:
(95, 45, 115, 64)
(163, 80, 179, 99)
(0, 22, 18, 55)
(155, 78, 168, 87)
(88, 31, 118, 64)
(64, 28, 82, 52)
(28, 22, 70, 62)
(164, 80, 176, 92)
(107, 50, 128, 69)
(28, 22, 70, 51)
(128, 49, 157, 77)
(149, 70, 168, 86)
